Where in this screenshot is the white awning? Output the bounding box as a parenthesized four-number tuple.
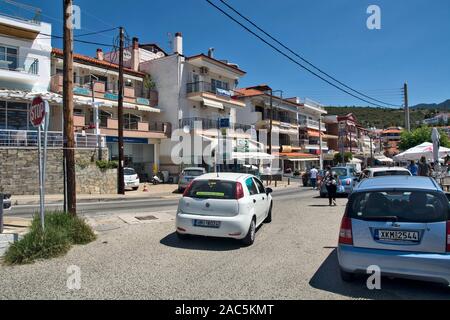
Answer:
(288, 158, 319, 162)
(202, 98, 224, 110)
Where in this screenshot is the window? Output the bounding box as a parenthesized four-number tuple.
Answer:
(348, 191, 449, 223)
(186, 180, 237, 200)
(253, 178, 266, 194)
(0, 101, 5, 129)
(6, 102, 28, 130)
(125, 79, 134, 88)
(211, 79, 229, 92)
(99, 110, 112, 128)
(0, 45, 18, 70)
(246, 177, 259, 196)
(124, 113, 141, 130)
(373, 171, 411, 177)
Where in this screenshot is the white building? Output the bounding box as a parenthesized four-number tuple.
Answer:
(124, 33, 259, 174)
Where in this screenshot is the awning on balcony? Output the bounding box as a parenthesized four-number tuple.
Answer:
(0, 89, 63, 104)
(72, 95, 160, 113)
(202, 98, 224, 110)
(231, 152, 275, 161)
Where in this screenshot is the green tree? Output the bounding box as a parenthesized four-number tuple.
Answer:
(334, 152, 353, 164)
(399, 126, 450, 151)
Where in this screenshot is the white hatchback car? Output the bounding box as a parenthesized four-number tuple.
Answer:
(360, 167, 412, 180)
(176, 173, 273, 246)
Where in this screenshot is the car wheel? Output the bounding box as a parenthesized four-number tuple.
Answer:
(264, 202, 273, 223)
(242, 218, 256, 246)
(340, 268, 355, 282)
(176, 232, 189, 240)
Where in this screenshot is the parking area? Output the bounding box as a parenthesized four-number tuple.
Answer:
(0, 189, 449, 300)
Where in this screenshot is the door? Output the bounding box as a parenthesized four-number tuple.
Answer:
(348, 190, 448, 254)
(253, 177, 270, 220)
(245, 177, 262, 224)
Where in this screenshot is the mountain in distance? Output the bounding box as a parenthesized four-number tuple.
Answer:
(411, 99, 450, 110)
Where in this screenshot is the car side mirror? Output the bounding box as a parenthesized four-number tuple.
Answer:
(266, 188, 273, 195)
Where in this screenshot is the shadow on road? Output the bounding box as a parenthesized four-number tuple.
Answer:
(160, 232, 243, 251)
(309, 249, 450, 300)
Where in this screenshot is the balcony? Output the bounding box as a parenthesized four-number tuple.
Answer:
(0, 129, 105, 149)
(50, 74, 158, 108)
(0, 55, 40, 85)
(186, 81, 245, 108)
(298, 118, 324, 131)
(95, 117, 171, 139)
(181, 117, 251, 132)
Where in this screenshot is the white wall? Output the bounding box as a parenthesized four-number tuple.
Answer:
(0, 19, 52, 92)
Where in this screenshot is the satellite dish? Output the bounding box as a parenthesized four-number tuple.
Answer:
(123, 50, 132, 61)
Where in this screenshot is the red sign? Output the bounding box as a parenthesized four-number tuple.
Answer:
(30, 96, 47, 127)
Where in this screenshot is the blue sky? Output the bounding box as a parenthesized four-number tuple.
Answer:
(3, 0, 450, 107)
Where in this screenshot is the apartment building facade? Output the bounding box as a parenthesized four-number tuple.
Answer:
(382, 127, 402, 157)
(50, 45, 171, 180)
(235, 85, 327, 172)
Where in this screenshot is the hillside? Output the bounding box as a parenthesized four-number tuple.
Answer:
(324, 106, 430, 129)
(412, 99, 450, 110)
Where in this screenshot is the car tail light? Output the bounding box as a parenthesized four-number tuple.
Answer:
(236, 182, 244, 200)
(339, 216, 353, 245)
(346, 179, 351, 186)
(446, 221, 450, 252)
(183, 181, 194, 197)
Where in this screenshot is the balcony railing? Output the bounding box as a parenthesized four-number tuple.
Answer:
(186, 81, 240, 99)
(0, 56, 39, 75)
(181, 117, 251, 131)
(0, 129, 105, 149)
(98, 118, 170, 134)
(299, 119, 320, 128)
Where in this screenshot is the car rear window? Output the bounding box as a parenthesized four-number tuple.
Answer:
(183, 170, 204, 177)
(348, 191, 449, 223)
(373, 170, 410, 177)
(186, 180, 236, 199)
(333, 168, 348, 177)
(124, 168, 136, 175)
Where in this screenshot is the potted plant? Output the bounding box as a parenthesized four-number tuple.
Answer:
(143, 74, 158, 106)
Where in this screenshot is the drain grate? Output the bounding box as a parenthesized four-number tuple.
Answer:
(135, 215, 158, 221)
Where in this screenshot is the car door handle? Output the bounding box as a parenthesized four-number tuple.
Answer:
(253, 199, 257, 204)
(262, 197, 265, 200)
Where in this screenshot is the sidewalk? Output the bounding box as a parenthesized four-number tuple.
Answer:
(11, 180, 301, 206)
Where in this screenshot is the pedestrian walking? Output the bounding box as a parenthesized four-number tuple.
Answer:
(408, 160, 418, 176)
(324, 167, 338, 206)
(310, 166, 319, 190)
(418, 156, 432, 177)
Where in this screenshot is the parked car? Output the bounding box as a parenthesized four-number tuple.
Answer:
(338, 176, 450, 285)
(319, 166, 359, 198)
(124, 167, 140, 191)
(176, 173, 273, 246)
(359, 167, 412, 180)
(178, 167, 207, 192)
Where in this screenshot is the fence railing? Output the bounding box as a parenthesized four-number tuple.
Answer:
(0, 129, 105, 149)
(181, 118, 251, 131)
(0, 55, 39, 75)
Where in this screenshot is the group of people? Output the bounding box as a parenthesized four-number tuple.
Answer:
(407, 156, 434, 177)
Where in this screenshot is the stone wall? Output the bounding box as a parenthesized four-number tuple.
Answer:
(0, 148, 116, 195)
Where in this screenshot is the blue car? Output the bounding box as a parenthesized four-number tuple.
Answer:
(338, 176, 450, 285)
(319, 166, 359, 198)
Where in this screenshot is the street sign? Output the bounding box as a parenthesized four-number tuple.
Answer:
(30, 96, 50, 231)
(30, 96, 48, 127)
(219, 118, 230, 129)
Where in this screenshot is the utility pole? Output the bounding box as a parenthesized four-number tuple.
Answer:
(268, 90, 273, 155)
(63, 0, 76, 215)
(319, 116, 323, 170)
(117, 27, 125, 195)
(404, 82, 410, 132)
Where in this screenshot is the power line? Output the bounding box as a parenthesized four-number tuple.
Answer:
(218, 0, 403, 108)
(74, 27, 118, 38)
(205, 0, 391, 108)
(40, 33, 114, 47)
(211, 0, 404, 106)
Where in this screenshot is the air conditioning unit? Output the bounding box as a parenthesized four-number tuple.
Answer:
(200, 67, 209, 75)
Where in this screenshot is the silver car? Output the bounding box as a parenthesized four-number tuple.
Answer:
(178, 167, 206, 192)
(338, 176, 450, 285)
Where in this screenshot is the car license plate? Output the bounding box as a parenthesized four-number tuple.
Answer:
(376, 230, 420, 242)
(193, 220, 221, 228)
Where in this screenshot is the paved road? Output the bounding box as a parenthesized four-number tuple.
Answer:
(1, 189, 449, 299)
